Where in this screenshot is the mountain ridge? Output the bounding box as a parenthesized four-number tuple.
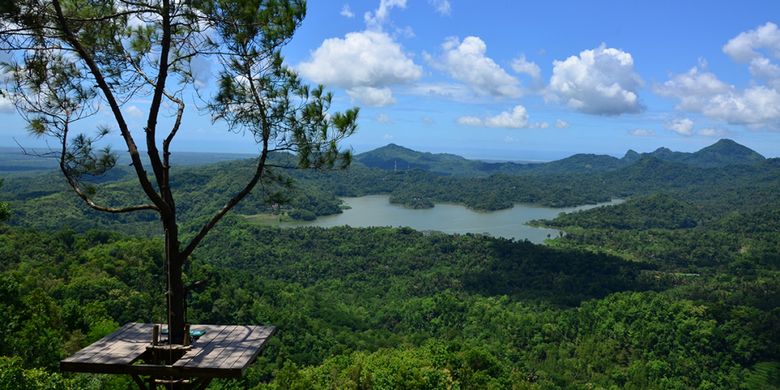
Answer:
(356, 138, 765, 176)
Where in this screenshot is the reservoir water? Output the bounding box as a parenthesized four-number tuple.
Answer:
(279, 195, 622, 244)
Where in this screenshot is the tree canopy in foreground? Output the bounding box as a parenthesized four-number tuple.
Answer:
(0, 0, 358, 343)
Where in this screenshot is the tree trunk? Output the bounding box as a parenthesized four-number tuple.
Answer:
(165, 225, 186, 345)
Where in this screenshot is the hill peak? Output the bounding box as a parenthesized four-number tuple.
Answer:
(690, 138, 764, 166)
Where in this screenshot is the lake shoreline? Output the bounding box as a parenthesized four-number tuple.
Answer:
(245, 195, 622, 244)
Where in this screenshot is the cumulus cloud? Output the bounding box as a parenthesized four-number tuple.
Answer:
(376, 113, 392, 123)
(555, 119, 569, 128)
(457, 105, 547, 129)
(547, 44, 643, 115)
(298, 30, 421, 106)
(654, 65, 730, 111)
(429, 0, 451, 16)
(483, 106, 528, 128)
(511, 55, 541, 80)
(667, 118, 694, 136)
(657, 23, 780, 129)
(722, 22, 780, 63)
(629, 128, 655, 137)
(748, 57, 780, 89)
(428, 36, 522, 98)
(340, 4, 354, 18)
(702, 85, 780, 125)
(656, 65, 780, 127)
(347, 87, 395, 106)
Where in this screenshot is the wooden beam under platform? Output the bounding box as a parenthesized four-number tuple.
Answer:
(61, 322, 275, 386)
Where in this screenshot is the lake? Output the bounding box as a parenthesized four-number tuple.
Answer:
(278, 195, 622, 244)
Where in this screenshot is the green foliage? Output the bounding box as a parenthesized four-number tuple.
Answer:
(0, 140, 777, 388)
(542, 193, 702, 230)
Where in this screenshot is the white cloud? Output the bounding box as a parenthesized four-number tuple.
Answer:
(657, 66, 780, 127)
(429, 36, 522, 98)
(429, 0, 451, 16)
(555, 119, 569, 129)
(409, 82, 471, 100)
(376, 113, 392, 123)
(457, 105, 541, 129)
(654, 65, 730, 111)
(657, 23, 780, 129)
(547, 44, 643, 115)
(395, 25, 415, 39)
(702, 85, 780, 126)
(126, 105, 143, 118)
(722, 22, 780, 63)
(511, 55, 541, 80)
(383, 133, 394, 140)
(698, 128, 728, 137)
(629, 128, 655, 137)
(364, 0, 406, 29)
(346, 86, 395, 107)
(340, 4, 354, 18)
(667, 118, 694, 136)
(748, 57, 780, 89)
(298, 30, 421, 106)
(457, 116, 483, 127)
(485, 105, 528, 128)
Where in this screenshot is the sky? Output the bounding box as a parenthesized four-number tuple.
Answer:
(2, 0, 780, 160)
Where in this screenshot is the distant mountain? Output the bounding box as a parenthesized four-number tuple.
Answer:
(686, 139, 765, 167)
(529, 154, 625, 174)
(355, 143, 488, 176)
(356, 139, 765, 175)
(632, 139, 764, 168)
(646, 147, 690, 163)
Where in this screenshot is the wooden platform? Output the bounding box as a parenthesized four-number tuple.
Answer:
(61, 323, 275, 378)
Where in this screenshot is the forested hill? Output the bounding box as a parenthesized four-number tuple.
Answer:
(0, 139, 776, 234)
(1, 139, 779, 388)
(2, 150, 779, 388)
(356, 138, 766, 175)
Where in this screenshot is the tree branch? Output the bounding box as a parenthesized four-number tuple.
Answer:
(180, 144, 269, 260)
(144, 0, 172, 211)
(51, 0, 168, 214)
(57, 122, 158, 214)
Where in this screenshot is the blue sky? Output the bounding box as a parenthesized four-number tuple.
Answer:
(2, 0, 779, 160)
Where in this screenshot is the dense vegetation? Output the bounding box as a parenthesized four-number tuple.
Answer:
(1, 139, 779, 388)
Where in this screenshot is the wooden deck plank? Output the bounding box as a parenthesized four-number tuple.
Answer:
(86, 325, 150, 365)
(64, 323, 149, 364)
(203, 326, 254, 369)
(227, 326, 275, 369)
(172, 325, 235, 368)
(62, 322, 136, 363)
(61, 323, 275, 379)
(179, 325, 248, 369)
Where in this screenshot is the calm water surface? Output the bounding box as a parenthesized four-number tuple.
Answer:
(280, 195, 622, 244)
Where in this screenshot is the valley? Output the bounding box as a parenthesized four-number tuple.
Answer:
(0, 139, 778, 388)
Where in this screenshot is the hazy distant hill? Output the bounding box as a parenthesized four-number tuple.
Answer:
(626, 139, 765, 168)
(355, 143, 491, 176)
(356, 139, 766, 176)
(0, 146, 254, 175)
